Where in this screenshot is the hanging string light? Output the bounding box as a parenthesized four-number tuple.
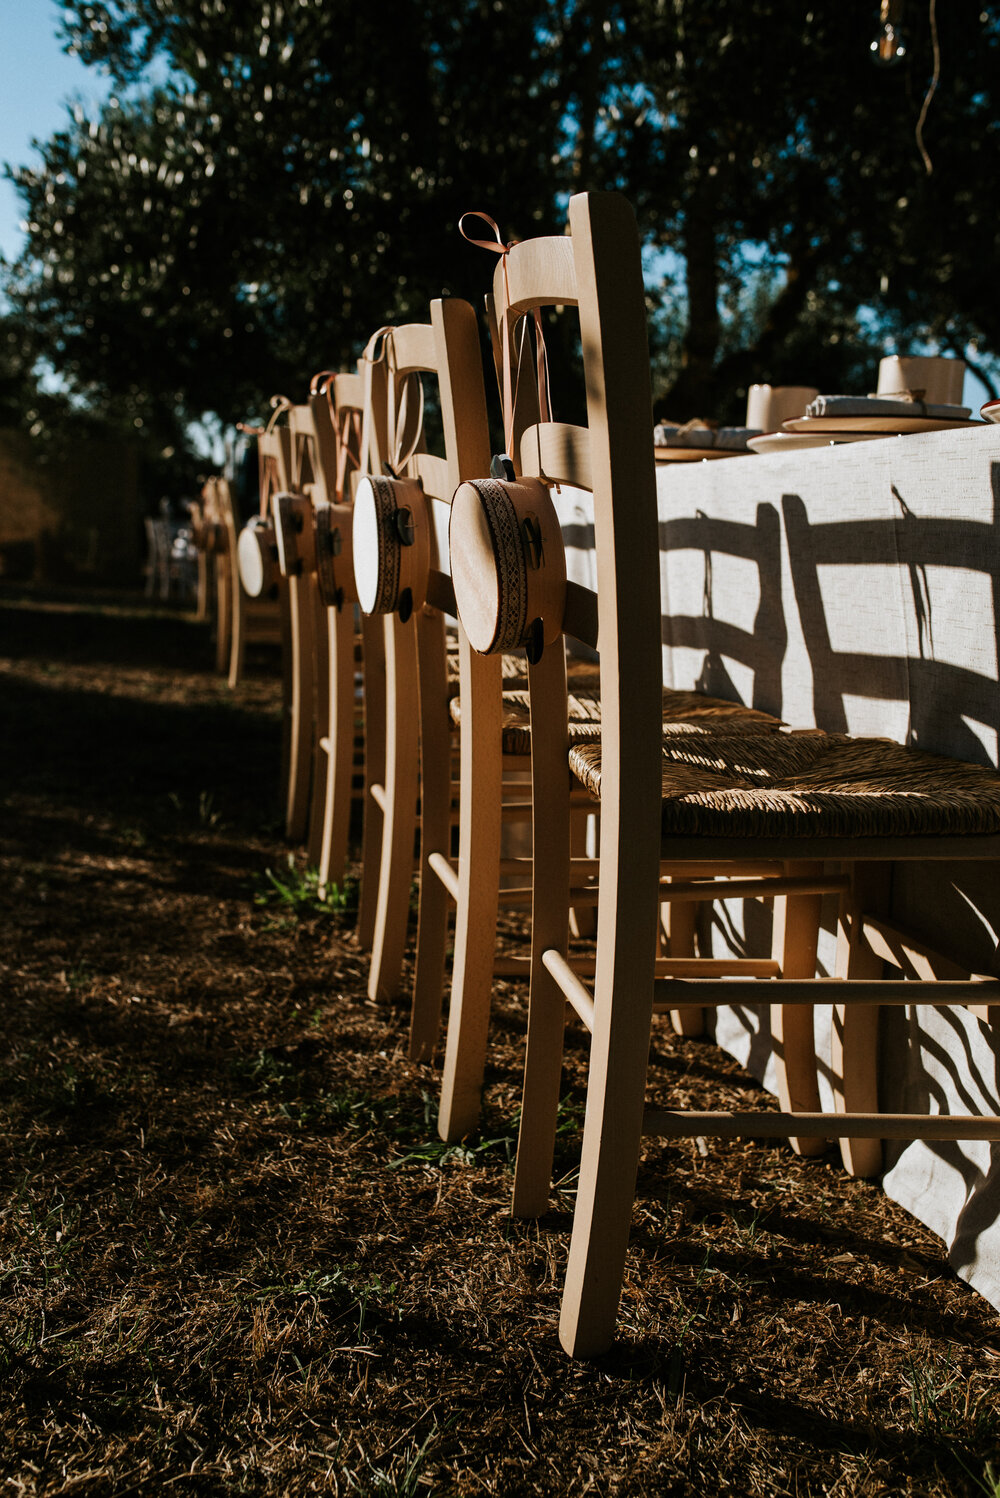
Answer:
(871, 0, 907, 65)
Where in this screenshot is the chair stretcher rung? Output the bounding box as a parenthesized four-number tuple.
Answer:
(655, 978, 1000, 1006)
(494, 955, 530, 976)
(542, 953, 786, 1029)
(427, 851, 459, 901)
(542, 949, 594, 1030)
(659, 874, 849, 903)
(642, 1111, 1000, 1141)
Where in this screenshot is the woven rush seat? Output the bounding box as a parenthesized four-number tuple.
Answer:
(451, 684, 782, 756)
(568, 730, 1000, 839)
(444, 648, 601, 702)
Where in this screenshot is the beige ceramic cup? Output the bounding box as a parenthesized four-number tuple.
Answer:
(746, 384, 820, 430)
(877, 356, 966, 405)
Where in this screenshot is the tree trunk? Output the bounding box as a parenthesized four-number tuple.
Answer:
(666, 184, 719, 419)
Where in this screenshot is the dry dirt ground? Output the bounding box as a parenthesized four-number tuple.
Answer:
(1, 587, 999, 1498)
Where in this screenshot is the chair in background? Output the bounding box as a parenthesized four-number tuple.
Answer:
(350, 304, 497, 1052)
(309, 367, 373, 900)
(269, 397, 321, 842)
(447, 191, 1000, 1358)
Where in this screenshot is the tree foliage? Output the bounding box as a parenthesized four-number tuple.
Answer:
(2, 0, 999, 478)
(607, 0, 1000, 415)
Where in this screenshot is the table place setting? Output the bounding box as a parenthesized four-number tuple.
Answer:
(654, 383, 819, 461)
(652, 359, 985, 463)
(653, 418, 759, 461)
(779, 354, 983, 443)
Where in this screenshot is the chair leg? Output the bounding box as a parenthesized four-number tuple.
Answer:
(357, 616, 386, 951)
(284, 573, 315, 843)
(306, 580, 331, 868)
(832, 860, 890, 1178)
(277, 581, 294, 823)
(558, 894, 660, 1359)
(410, 610, 452, 1061)
(367, 613, 419, 1003)
(665, 898, 703, 1036)
(512, 646, 570, 1217)
(319, 605, 356, 896)
(438, 647, 503, 1142)
(216, 562, 232, 677)
(195, 552, 209, 621)
(771, 859, 826, 1157)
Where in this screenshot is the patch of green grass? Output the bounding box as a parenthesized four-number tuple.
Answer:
(389, 1095, 520, 1170)
(197, 788, 222, 827)
(906, 1355, 1000, 1443)
(254, 853, 358, 919)
(344, 1423, 450, 1497)
(248, 1263, 399, 1337)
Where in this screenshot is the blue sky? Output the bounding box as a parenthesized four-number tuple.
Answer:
(0, 1, 111, 263)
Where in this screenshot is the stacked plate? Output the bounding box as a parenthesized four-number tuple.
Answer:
(653, 423, 757, 462)
(747, 394, 983, 455)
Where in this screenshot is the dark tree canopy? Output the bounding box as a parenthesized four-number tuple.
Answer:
(3, 0, 998, 484)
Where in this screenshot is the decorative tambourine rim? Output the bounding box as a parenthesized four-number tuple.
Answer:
(460, 477, 528, 653)
(314, 501, 357, 608)
(450, 474, 565, 656)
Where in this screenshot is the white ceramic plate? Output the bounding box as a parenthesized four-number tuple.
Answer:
(747, 431, 886, 454)
(783, 414, 983, 435)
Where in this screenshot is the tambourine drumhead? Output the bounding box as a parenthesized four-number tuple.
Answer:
(449, 476, 566, 656)
(450, 483, 505, 654)
(352, 478, 384, 614)
(238, 520, 276, 598)
(352, 473, 429, 617)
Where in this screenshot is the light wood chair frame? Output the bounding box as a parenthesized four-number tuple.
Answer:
(447, 192, 1000, 1359)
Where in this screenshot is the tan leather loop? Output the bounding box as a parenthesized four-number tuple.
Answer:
(459, 212, 554, 458)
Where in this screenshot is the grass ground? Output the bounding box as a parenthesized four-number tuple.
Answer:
(1, 588, 999, 1497)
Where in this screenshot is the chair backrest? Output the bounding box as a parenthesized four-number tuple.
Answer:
(257, 421, 292, 518)
(352, 301, 491, 621)
(451, 190, 664, 959)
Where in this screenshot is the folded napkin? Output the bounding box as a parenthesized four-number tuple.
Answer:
(804, 394, 971, 421)
(654, 423, 762, 452)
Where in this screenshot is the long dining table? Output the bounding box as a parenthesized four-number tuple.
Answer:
(554, 421, 1000, 1312)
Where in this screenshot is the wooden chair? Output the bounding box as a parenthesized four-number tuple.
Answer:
(206, 467, 284, 691)
(308, 368, 373, 900)
(349, 304, 497, 1037)
(435, 219, 786, 1143)
(232, 423, 294, 842)
(268, 398, 322, 842)
(447, 191, 1000, 1358)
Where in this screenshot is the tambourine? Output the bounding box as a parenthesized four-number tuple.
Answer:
(352, 474, 431, 620)
(237, 516, 279, 599)
(449, 473, 566, 661)
(271, 492, 316, 579)
(314, 500, 358, 610)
